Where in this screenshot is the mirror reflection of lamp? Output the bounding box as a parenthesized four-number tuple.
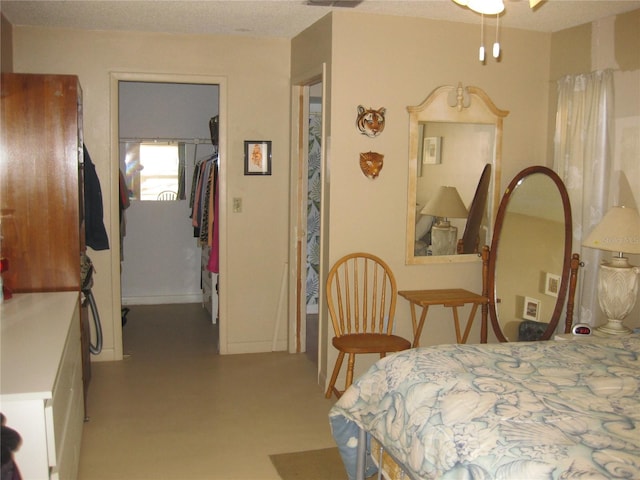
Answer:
(582, 206, 640, 335)
(420, 186, 468, 256)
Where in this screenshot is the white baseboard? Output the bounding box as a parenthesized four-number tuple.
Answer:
(225, 340, 288, 354)
(121, 294, 203, 306)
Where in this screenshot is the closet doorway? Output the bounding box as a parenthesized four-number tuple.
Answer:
(289, 70, 326, 369)
(110, 72, 228, 357)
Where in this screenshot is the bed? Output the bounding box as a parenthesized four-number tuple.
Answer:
(329, 335, 640, 480)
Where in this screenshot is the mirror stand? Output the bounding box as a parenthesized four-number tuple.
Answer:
(487, 166, 582, 342)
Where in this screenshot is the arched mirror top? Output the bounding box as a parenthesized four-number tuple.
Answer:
(406, 83, 509, 265)
(488, 166, 574, 342)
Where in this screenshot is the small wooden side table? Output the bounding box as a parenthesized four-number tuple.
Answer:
(398, 288, 488, 347)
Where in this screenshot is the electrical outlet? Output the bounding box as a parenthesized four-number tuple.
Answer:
(233, 197, 242, 213)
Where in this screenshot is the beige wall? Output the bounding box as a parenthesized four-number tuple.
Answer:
(1, 13, 13, 72)
(11, 26, 291, 358)
(294, 9, 639, 387)
(6, 7, 639, 381)
(310, 11, 552, 383)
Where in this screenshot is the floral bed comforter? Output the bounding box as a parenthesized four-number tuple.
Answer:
(329, 335, 640, 480)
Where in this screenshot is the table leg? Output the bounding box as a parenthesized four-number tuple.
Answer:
(481, 301, 488, 343)
(451, 306, 462, 343)
(409, 302, 418, 336)
(461, 303, 480, 344)
(413, 305, 429, 348)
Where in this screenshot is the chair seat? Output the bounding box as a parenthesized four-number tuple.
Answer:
(332, 333, 411, 354)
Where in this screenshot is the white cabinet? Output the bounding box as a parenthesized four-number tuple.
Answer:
(0, 292, 84, 480)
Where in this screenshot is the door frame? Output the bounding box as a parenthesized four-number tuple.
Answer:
(109, 72, 228, 357)
(288, 65, 326, 367)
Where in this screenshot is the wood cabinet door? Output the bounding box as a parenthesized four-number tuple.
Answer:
(1, 73, 83, 292)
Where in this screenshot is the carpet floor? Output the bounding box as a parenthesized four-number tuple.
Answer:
(78, 303, 337, 479)
(269, 447, 346, 480)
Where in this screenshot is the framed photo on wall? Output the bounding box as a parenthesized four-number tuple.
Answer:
(522, 296, 541, 321)
(244, 140, 272, 175)
(544, 272, 560, 297)
(422, 136, 442, 165)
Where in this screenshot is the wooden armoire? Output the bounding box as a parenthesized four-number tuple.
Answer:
(1, 73, 83, 291)
(0, 73, 91, 409)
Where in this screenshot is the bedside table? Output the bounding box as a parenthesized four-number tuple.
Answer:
(554, 333, 593, 341)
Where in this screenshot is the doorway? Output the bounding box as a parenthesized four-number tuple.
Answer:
(109, 72, 228, 359)
(118, 81, 218, 307)
(289, 70, 326, 369)
(304, 82, 323, 365)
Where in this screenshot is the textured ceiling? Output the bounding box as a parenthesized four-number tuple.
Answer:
(1, 0, 639, 38)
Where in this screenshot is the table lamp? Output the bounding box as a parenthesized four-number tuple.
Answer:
(582, 206, 640, 335)
(421, 186, 468, 255)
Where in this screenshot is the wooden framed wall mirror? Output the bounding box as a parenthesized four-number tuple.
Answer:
(406, 83, 509, 265)
(488, 166, 580, 341)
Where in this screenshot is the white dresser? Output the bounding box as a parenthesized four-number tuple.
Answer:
(0, 292, 84, 480)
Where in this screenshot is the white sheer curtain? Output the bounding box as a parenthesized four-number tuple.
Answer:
(553, 69, 614, 326)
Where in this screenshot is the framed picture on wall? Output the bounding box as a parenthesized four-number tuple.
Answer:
(544, 272, 560, 297)
(244, 140, 272, 175)
(422, 136, 442, 165)
(522, 296, 541, 321)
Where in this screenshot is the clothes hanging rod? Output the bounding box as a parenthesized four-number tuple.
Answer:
(119, 137, 215, 145)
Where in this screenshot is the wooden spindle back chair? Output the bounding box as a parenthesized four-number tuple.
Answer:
(325, 252, 411, 399)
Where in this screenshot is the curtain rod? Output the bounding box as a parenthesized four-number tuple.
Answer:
(119, 137, 214, 145)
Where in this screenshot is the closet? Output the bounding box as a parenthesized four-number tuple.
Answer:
(118, 81, 219, 315)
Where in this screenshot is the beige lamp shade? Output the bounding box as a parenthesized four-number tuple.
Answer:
(420, 186, 468, 220)
(582, 206, 640, 255)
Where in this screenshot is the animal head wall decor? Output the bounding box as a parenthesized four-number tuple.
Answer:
(359, 151, 384, 179)
(356, 106, 386, 137)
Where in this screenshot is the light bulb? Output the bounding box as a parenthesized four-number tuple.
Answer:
(467, 0, 504, 15)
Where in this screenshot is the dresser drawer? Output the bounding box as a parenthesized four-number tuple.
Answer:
(45, 301, 84, 477)
(1, 292, 84, 480)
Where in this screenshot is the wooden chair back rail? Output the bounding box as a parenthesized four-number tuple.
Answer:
(330, 255, 396, 337)
(326, 252, 409, 399)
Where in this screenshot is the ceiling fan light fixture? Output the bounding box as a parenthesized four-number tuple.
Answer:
(467, 0, 505, 15)
(454, 0, 504, 15)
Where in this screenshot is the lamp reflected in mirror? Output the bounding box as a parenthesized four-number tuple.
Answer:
(420, 186, 468, 255)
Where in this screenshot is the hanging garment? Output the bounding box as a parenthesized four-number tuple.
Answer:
(83, 145, 110, 250)
(188, 150, 219, 271)
(208, 163, 220, 274)
(118, 168, 130, 261)
(199, 160, 214, 245)
(189, 153, 218, 243)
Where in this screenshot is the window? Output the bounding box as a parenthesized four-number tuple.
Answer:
(124, 142, 185, 201)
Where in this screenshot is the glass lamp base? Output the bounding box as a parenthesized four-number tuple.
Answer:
(431, 225, 458, 256)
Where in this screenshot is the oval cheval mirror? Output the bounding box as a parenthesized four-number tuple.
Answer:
(488, 166, 580, 342)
